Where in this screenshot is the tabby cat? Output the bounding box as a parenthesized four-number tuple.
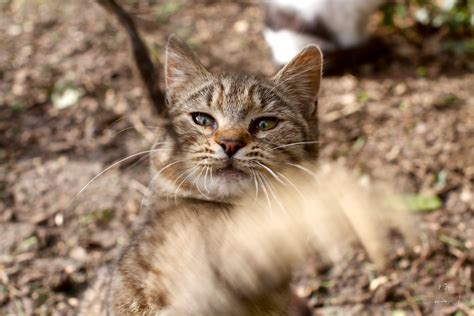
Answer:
(80, 36, 322, 315)
(80, 35, 415, 315)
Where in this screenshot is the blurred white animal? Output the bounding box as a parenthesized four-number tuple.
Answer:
(263, 0, 383, 64)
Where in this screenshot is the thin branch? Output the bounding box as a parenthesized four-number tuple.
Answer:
(95, 0, 179, 145)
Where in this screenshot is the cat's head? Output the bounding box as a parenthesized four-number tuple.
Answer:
(152, 36, 322, 201)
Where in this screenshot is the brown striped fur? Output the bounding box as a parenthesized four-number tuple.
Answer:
(98, 36, 323, 315)
(79, 36, 417, 316)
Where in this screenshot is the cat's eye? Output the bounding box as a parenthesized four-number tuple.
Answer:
(191, 112, 216, 127)
(251, 117, 279, 132)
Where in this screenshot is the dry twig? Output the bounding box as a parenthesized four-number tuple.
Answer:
(95, 0, 179, 145)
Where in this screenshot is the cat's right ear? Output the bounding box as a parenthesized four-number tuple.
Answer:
(165, 35, 210, 102)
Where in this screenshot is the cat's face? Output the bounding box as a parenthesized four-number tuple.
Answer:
(152, 36, 322, 200)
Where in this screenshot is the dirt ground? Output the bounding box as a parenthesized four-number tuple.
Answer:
(0, 0, 473, 315)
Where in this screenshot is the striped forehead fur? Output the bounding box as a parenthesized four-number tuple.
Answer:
(170, 73, 312, 128)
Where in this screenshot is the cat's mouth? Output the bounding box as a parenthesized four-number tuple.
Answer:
(214, 165, 248, 179)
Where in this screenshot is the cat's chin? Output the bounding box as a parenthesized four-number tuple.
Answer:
(193, 167, 252, 200)
(214, 166, 248, 179)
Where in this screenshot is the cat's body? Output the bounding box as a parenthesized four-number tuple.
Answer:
(263, 0, 384, 67)
(81, 191, 312, 316)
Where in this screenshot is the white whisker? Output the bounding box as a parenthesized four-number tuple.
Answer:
(209, 165, 215, 184)
(78, 149, 165, 195)
(194, 166, 210, 199)
(271, 140, 319, 150)
(261, 172, 286, 213)
(251, 170, 259, 203)
(140, 159, 191, 212)
(174, 166, 199, 204)
(255, 171, 273, 216)
(112, 126, 162, 140)
(276, 170, 306, 202)
(203, 166, 210, 193)
(255, 161, 286, 185)
(156, 159, 190, 175)
(286, 162, 317, 177)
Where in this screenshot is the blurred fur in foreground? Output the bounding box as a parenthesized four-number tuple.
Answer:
(79, 162, 417, 315)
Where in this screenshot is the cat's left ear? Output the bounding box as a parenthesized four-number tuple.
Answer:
(165, 35, 210, 102)
(271, 45, 322, 114)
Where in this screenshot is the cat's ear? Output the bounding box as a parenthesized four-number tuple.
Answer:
(271, 45, 323, 114)
(165, 35, 210, 101)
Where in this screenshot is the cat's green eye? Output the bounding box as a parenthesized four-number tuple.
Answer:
(251, 117, 279, 132)
(191, 112, 216, 127)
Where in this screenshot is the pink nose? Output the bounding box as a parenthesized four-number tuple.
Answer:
(219, 139, 245, 157)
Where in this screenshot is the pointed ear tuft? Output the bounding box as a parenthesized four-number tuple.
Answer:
(271, 45, 323, 112)
(165, 35, 210, 101)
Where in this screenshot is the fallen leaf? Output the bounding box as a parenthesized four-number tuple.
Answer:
(404, 194, 442, 212)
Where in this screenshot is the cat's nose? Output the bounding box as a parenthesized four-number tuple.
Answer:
(218, 139, 245, 157)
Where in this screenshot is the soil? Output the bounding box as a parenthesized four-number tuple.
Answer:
(0, 0, 473, 315)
